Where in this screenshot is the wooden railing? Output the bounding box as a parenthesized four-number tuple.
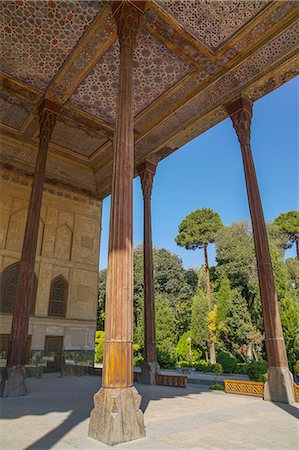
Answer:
(155, 374, 187, 388)
(224, 379, 264, 397)
(293, 384, 299, 402)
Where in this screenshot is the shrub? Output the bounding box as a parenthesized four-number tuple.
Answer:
(209, 384, 224, 391)
(157, 349, 176, 369)
(246, 360, 267, 381)
(294, 360, 299, 377)
(236, 363, 247, 374)
(216, 351, 237, 373)
(212, 363, 223, 377)
(94, 331, 105, 363)
(193, 359, 213, 372)
(133, 355, 144, 367)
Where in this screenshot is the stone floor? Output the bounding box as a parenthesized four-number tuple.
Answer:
(0, 376, 298, 450)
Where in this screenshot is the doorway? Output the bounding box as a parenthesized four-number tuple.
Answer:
(44, 336, 63, 372)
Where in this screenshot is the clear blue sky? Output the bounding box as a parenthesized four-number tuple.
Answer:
(99, 77, 298, 270)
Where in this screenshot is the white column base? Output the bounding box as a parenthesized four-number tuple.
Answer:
(1, 365, 27, 397)
(139, 360, 160, 385)
(264, 367, 295, 404)
(88, 386, 145, 446)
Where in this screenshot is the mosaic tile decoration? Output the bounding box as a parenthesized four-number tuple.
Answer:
(0, 0, 104, 91)
(156, 0, 270, 50)
(50, 119, 109, 158)
(69, 28, 192, 123)
(0, 91, 35, 130)
(135, 21, 299, 159)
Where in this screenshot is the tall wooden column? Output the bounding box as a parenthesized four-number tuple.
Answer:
(1, 99, 60, 397)
(137, 161, 160, 384)
(88, 2, 145, 445)
(226, 97, 294, 404)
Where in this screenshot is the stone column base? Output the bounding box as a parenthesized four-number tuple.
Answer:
(1, 365, 27, 397)
(264, 367, 295, 404)
(88, 386, 145, 446)
(139, 360, 160, 385)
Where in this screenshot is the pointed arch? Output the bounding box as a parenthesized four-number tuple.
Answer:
(0, 262, 37, 314)
(48, 275, 68, 317)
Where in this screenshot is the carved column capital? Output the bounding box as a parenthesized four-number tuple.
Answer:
(39, 99, 61, 146)
(226, 97, 252, 149)
(112, 2, 143, 50)
(137, 161, 156, 200)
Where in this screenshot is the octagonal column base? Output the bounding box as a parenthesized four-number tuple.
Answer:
(88, 386, 145, 446)
(264, 367, 295, 404)
(139, 361, 160, 385)
(1, 365, 27, 397)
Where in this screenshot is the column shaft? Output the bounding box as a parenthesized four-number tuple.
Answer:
(8, 100, 60, 368)
(102, 3, 140, 390)
(88, 3, 146, 445)
(138, 162, 157, 363)
(227, 97, 294, 403)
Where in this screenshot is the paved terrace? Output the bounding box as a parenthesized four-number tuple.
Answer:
(0, 376, 298, 450)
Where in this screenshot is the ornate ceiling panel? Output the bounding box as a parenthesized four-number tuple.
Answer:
(50, 119, 109, 158)
(156, 0, 270, 50)
(0, 0, 104, 91)
(69, 28, 192, 123)
(0, 91, 34, 130)
(1, 1, 298, 197)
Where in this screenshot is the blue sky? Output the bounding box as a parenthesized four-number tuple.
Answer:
(99, 77, 298, 270)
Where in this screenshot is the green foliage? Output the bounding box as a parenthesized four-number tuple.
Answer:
(94, 331, 105, 363)
(285, 258, 299, 290)
(216, 351, 237, 373)
(155, 296, 177, 368)
(209, 384, 224, 391)
(133, 355, 144, 367)
(294, 360, 299, 376)
(212, 362, 223, 377)
(236, 363, 248, 374)
(215, 222, 259, 310)
(157, 348, 177, 369)
(225, 289, 256, 356)
(215, 277, 232, 336)
(274, 211, 299, 249)
(97, 270, 107, 330)
(176, 331, 192, 362)
(191, 290, 209, 350)
(246, 360, 267, 382)
(193, 360, 213, 372)
(279, 293, 299, 367)
(175, 208, 223, 250)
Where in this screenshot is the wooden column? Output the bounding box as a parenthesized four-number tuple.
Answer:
(88, 2, 145, 445)
(2, 99, 60, 397)
(226, 97, 294, 404)
(137, 161, 160, 384)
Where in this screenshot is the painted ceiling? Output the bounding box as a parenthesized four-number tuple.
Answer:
(0, 0, 298, 197)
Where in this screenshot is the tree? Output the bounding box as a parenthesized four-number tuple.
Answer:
(190, 290, 210, 358)
(224, 289, 257, 360)
(97, 269, 107, 330)
(274, 211, 299, 259)
(215, 277, 232, 338)
(279, 293, 299, 368)
(176, 208, 223, 362)
(155, 296, 177, 368)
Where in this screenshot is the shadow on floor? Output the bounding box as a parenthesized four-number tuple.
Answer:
(0, 375, 207, 450)
(273, 401, 299, 420)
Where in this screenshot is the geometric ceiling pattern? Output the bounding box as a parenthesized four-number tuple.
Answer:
(70, 28, 192, 124)
(1, 1, 298, 198)
(0, 0, 104, 91)
(157, 0, 270, 50)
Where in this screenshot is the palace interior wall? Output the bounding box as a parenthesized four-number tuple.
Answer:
(0, 176, 102, 370)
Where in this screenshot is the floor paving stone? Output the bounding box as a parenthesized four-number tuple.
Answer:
(0, 376, 298, 450)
